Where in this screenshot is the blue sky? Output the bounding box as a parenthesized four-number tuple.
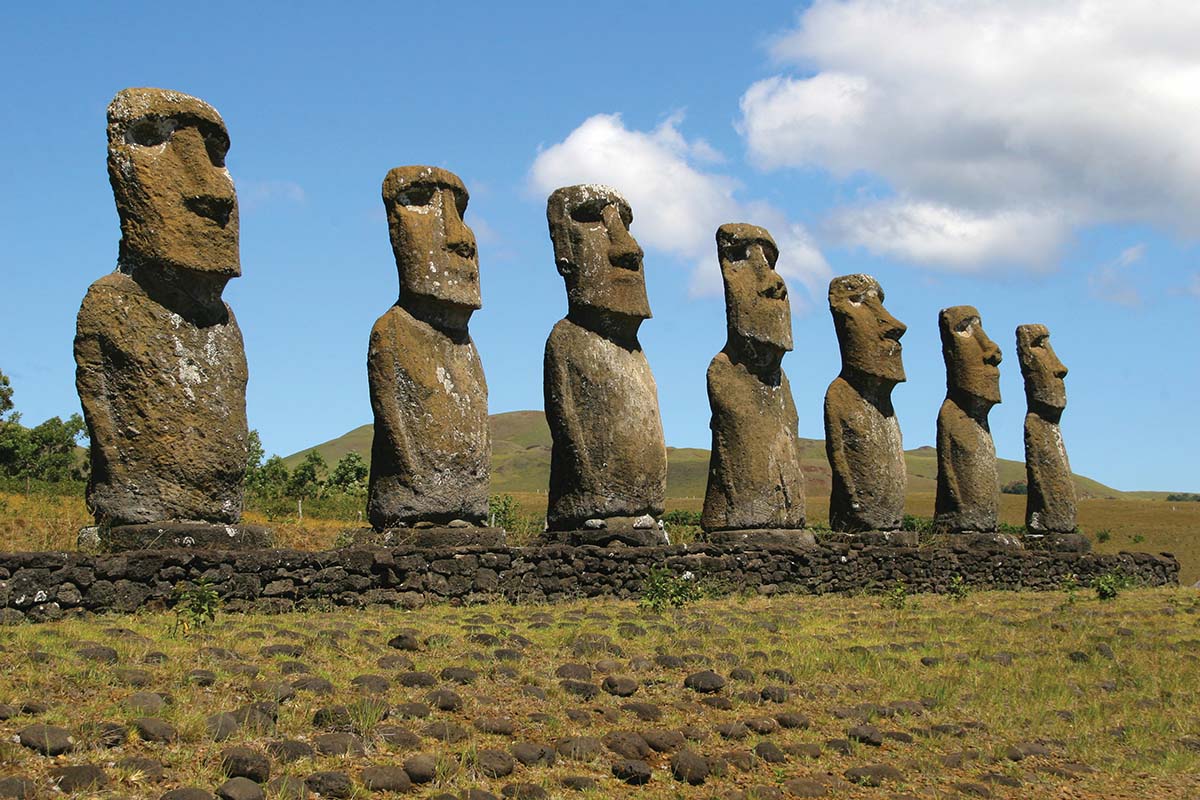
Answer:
(2, 1, 1197, 492)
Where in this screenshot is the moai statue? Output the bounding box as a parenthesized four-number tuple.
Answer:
(366, 166, 498, 544)
(701, 224, 808, 544)
(74, 87, 269, 550)
(1017, 324, 1077, 533)
(543, 185, 667, 545)
(824, 275, 907, 532)
(934, 306, 1002, 534)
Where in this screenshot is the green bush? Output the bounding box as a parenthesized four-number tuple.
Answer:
(662, 509, 702, 527)
(172, 578, 220, 634)
(1061, 572, 1080, 604)
(948, 574, 969, 602)
(884, 579, 908, 610)
(1001, 480, 1028, 495)
(639, 567, 702, 611)
(1095, 529, 1112, 543)
(1094, 572, 1124, 601)
(901, 515, 933, 534)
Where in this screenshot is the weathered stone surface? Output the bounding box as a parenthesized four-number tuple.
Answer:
(347, 526, 504, 548)
(935, 306, 1003, 533)
(1017, 324, 1076, 533)
(75, 88, 248, 535)
(702, 530, 815, 547)
(367, 166, 489, 531)
(543, 185, 667, 533)
(701, 224, 805, 534)
(18, 723, 74, 755)
(101, 522, 272, 551)
(824, 274, 907, 532)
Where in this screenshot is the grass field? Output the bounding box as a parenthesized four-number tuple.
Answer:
(1, 589, 1197, 798)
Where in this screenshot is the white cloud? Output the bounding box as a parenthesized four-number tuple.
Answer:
(1089, 243, 1145, 307)
(827, 202, 1067, 270)
(239, 179, 306, 211)
(739, 0, 1200, 270)
(529, 113, 830, 305)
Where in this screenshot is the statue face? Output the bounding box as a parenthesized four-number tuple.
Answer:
(940, 306, 1002, 405)
(1016, 324, 1067, 410)
(107, 88, 239, 281)
(383, 166, 481, 315)
(547, 185, 651, 320)
(717, 223, 792, 351)
(829, 274, 906, 383)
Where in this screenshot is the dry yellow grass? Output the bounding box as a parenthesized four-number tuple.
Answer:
(0, 589, 1197, 798)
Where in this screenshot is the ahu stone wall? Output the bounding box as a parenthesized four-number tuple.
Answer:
(0, 541, 1179, 623)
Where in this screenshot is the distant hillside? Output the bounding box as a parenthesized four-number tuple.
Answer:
(284, 410, 1126, 500)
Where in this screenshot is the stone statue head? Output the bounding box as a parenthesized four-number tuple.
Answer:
(939, 305, 1002, 406)
(107, 88, 239, 291)
(547, 185, 651, 321)
(828, 274, 906, 385)
(382, 166, 480, 330)
(1016, 323, 1067, 411)
(717, 223, 792, 353)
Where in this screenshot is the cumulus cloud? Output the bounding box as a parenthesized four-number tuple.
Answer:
(739, 0, 1200, 270)
(529, 113, 830, 304)
(1089, 244, 1145, 307)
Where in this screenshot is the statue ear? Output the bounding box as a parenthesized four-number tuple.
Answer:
(556, 257, 573, 279)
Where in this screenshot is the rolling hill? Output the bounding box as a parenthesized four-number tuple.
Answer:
(284, 410, 1125, 500)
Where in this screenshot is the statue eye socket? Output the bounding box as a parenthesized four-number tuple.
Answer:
(127, 117, 174, 147)
(722, 244, 749, 261)
(570, 202, 605, 223)
(396, 186, 436, 207)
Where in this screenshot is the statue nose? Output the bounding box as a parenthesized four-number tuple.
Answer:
(882, 311, 907, 341)
(184, 195, 234, 226)
(984, 339, 1002, 366)
(174, 127, 236, 224)
(603, 205, 642, 270)
(440, 191, 476, 260)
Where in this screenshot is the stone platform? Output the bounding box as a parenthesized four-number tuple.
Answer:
(78, 522, 274, 552)
(702, 529, 817, 547)
(344, 526, 507, 548)
(0, 536, 1178, 623)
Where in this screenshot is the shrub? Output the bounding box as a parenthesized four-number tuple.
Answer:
(662, 509, 702, 527)
(1094, 571, 1127, 601)
(884, 579, 908, 610)
(1096, 529, 1112, 543)
(172, 578, 220, 634)
(1061, 572, 1079, 604)
(901, 515, 933, 534)
(948, 574, 969, 602)
(639, 567, 702, 611)
(1001, 480, 1028, 495)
